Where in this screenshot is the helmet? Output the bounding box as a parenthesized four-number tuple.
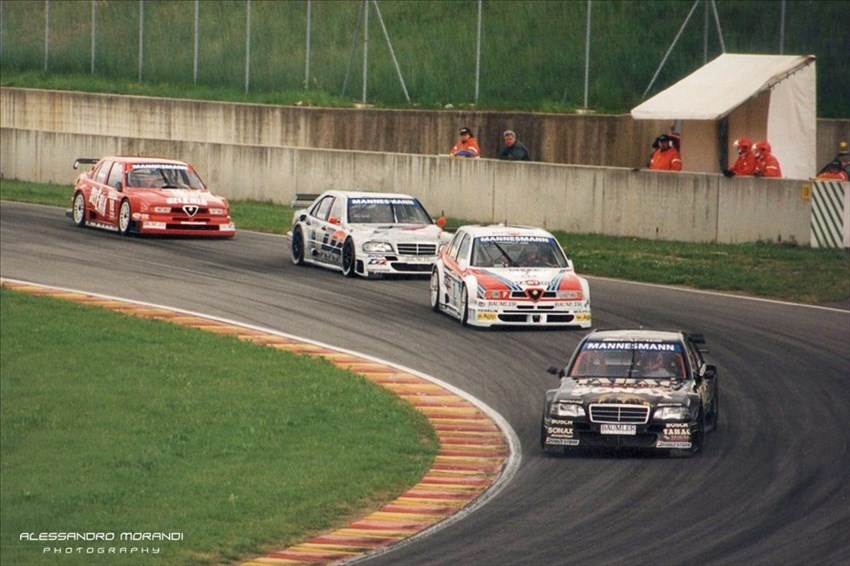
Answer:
(754, 140, 771, 156)
(734, 136, 752, 152)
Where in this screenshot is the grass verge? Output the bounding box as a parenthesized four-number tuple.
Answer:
(2, 178, 847, 306)
(0, 288, 437, 566)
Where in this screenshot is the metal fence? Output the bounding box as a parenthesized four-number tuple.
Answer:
(0, 0, 845, 116)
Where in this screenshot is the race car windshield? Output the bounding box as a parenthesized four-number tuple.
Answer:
(471, 238, 567, 268)
(347, 198, 432, 224)
(127, 166, 206, 191)
(569, 345, 685, 380)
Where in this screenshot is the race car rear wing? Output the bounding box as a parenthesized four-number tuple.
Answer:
(73, 158, 99, 170)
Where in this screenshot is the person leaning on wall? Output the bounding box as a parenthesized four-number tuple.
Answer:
(753, 140, 782, 178)
(648, 134, 682, 171)
(723, 136, 757, 177)
(449, 127, 481, 158)
(497, 130, 530, 161)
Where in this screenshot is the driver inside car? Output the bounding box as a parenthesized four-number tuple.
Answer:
(637, 351, 679, 378)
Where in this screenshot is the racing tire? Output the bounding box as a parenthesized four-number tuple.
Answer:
(429, 269, 442, 312)
(341, 239, 356, 277)
(460, 285, 470, 326)
(670, 406, 705, 458)
(118, 199, 132, 236)
(72, 192, 86, 227)
(291, 227, 305, 266)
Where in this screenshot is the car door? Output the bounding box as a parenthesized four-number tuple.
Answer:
(443, 231, 470, 311)
(86, 160, 122, 226)
(304, 196, 335, 264)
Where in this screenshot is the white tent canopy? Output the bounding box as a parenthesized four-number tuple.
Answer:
(631, 54, 817, 179)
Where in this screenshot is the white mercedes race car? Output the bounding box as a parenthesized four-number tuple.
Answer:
(290, 190, 448, 278)
(429, 225, 592, 328)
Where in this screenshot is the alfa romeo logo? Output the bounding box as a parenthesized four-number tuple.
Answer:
(182, 204, 199, 217)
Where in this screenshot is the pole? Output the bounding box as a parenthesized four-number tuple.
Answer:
(44, 0, 49, 72)
(703, 0, 709, 63)
(305, 0, 312, 90)
(474, 0, 482, 104)
(342, 1, 365, 97)
(710, 0, 725, 53)
(91, 0, 96, 74)
(583, 0, 591, 109)
(372, 1, 410, 103)
(193, 0, 199, 84)
(362, 0, 368, 103)
(778, 0, 786, 54)
(641, 0, 700, 99)
(138, 0, 144, 82)
(245, 0, 251, 94)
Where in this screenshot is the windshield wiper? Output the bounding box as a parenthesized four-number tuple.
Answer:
(492, 243, 519, 267)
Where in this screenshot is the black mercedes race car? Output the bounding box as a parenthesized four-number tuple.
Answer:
(541, 329, 719, 457)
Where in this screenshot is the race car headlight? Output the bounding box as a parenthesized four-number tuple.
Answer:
(208, 208, 227, 215)
(654, 405, 691, 421)
(553, 402, 585, 418)
(484, 290, 504, 300)
(153, 206, 171, 214)
(363, 241, 394, 253)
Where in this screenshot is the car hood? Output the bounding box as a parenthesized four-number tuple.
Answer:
(348, 223, 443, 243)
(127, 188, 228, 208)
(556, 377, 692, 405)
(471, 267, 585, 295)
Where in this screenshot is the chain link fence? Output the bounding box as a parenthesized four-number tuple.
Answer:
(0, 0, 846, 116)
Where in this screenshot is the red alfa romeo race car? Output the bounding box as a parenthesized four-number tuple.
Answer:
(68, 156, 235, 237)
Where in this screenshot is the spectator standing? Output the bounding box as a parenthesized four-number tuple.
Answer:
(753, 140, 782, 178)
(450, 127, 481, 158)
(648, 134, 682, 171)
(723, 136, 757, 177)
(498, 130, 530, 161)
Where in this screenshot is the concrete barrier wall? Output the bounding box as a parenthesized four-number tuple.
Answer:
(4, 87, 845, 170)
(1, 127, 812, 245)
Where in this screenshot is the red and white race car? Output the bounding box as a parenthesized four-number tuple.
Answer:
(429, 224, 592, 328)
(68, 156, 235, 237)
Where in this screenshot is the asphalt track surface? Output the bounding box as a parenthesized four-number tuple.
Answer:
(2, 201, 849, 566)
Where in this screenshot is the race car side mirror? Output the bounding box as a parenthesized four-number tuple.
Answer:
(436, 216, 447, 228)
(328, 216, 339, 225)
(702, 364, 717, 379)
(547, 366, 565, 378)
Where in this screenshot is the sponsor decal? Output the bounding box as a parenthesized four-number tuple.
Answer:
(477, 235, 554, 244)
(546, 438, 580, 446)
(88, 186, 109, 216)
(584, 342, 680, 352)
(656, 441, 692, 449)
(477, 312, 498, 321)
(574, 313, 592, 321)
(131, 164, 189, 171)
(349, 198, 417, 205)
(165, 196, 208, 205)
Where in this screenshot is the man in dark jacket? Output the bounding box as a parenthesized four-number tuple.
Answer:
(498, 130, 530, 161)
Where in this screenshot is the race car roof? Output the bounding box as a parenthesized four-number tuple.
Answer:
(630, 53, 815, 120)
(102, 156, 190, 166)
(585, 329, 685, 343)
(326, 190, 417, 200)
(459, 224, 557, 239)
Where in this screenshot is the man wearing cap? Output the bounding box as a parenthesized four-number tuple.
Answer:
(498, 130, 530, 161)
(648, 134, 682, 171)
(450, 127, 481, 158)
